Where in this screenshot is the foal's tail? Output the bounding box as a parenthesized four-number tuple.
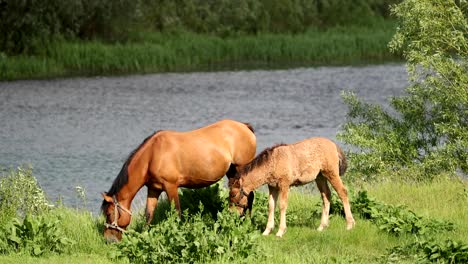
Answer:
(337, 146, 348, 176)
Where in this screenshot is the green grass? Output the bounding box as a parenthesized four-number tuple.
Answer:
(1, 177, 465, 263)
(0, 21, 400, 81)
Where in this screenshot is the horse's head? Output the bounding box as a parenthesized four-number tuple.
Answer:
(101, 192, 132, 242)
(228, 177, 254, 217)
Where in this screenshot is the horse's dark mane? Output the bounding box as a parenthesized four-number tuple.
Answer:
(237, 143, 287, 178)
(101, 130, 161, 212)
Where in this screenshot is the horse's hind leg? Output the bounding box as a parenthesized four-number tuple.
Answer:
(146, 188, 162, 225)
(315, 174, 331, 231)
(325, 171, 355, 230)
(263, 186, 279, 236)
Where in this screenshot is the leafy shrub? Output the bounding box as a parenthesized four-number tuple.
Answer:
(338, 0, 468, 180)
(178, 180, 227, 220)
(0, 0, 142, 54)
(0, 214, 74, 256)
(384, 238, 468, 263)
(149, 180, 228, 224)
(141, 0, 399, 35)
(111, 205, 263, 264)
(0, 167, 52, 224)
(355, 191, 454, 236)
(313, 190, 454, 236)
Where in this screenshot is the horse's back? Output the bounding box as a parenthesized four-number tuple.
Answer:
(148, 120, 256, 186)
(194, 119, 256, 165)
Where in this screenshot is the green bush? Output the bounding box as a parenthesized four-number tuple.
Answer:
(1, 0, 401, 55)
(178, 180, 228, 220)
(0, 0, 142, 54)
(384, 238, 468, 263)
(0, 214, 74, 256)
(0, 167, 52, 224)
(141, 0, 400, 35)
(338, 0, 468, 180)
(111, 205, 263, 264)
(312, 190, 454, 236)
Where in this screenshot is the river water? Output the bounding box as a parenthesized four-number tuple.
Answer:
(0, 64, 408, 213)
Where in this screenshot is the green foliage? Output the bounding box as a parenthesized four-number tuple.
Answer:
(0, 214, 74, 256)
(384, 238, 468, 263)
(0, 0, 142, 54)
(1, 23, 398, 81)
(141, 0, 400, 35)
(338, 0, 468, 179)
(0, 167, 52, 224)
(313, 190, 454, 236)
(148, 180, 228, 224)
(1, 0, 400, 56)
(110, 205, 263, 264)
(352, 191, 454, 236)
(178, 180, 227, 220)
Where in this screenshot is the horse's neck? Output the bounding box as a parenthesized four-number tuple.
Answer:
(116, 182, 142, 210)
(242, 165, 270, 193)
(118, 141, 153, 207)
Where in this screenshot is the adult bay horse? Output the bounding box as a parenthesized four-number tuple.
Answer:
(101, 119, 256, 242)
(229, 137, 354, 238)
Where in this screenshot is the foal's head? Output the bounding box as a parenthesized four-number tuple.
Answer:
(101, 193, 132, 242)
(228, 176, 254, 217)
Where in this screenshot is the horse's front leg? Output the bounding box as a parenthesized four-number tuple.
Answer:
(263, 186, 278, 236)
(275, 187, 289, 237)
(146, 188, 162, 225)
(165, 184, 182, 217)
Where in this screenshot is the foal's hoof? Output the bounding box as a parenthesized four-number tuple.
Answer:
(346, 221, 355, 230)
(317, 224, 328, 232)
(275, 230, 286, 238)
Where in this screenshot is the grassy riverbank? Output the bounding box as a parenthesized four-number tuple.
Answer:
(0, 21, 400, 81)
(0, 173, 466, 263)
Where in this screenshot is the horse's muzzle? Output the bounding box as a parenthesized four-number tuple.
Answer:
(104, 228, 122, 243)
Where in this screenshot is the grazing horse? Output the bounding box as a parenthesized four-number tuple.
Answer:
(229, 137, 355, 237)
(101, 119, 256, 242)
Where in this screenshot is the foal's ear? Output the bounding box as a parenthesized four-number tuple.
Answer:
(101, 192, 113, 203)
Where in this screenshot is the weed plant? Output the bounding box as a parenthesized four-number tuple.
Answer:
(111, 204, 263, 264)
(0, 167, 52, 224)
(0, 214, 74, 256)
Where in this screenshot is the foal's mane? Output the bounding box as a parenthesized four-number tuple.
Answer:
(101, 130, 161, 211)
(237, 143, 287, 178)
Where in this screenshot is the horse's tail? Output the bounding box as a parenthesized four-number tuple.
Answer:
(244, 123, 255, 134)
(337, 145, 348, 176)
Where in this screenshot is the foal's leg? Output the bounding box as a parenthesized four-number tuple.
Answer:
(326, 171, 355, 230)
(276, 187, 290, 237)
(165, 184, 182, 217)
(263, 186, 279, 236)
(146, 188, 162, 225)
(315, 174, 331, 231)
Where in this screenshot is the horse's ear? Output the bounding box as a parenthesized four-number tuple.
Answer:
(102, 192, 113, 203)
